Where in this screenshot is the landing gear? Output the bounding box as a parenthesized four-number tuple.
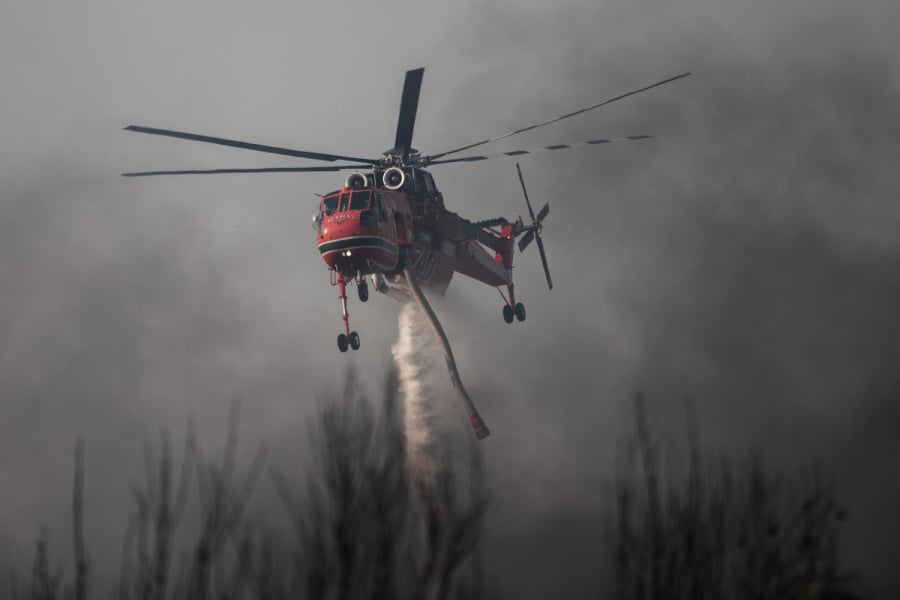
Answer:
(338, 331, 359, 352)
(337, 331, 360, 352)
(331, 270, 368, 352)
(333, 271, 362, 352)
(502, 302, 526, 323)
(501, 283, 527, 324)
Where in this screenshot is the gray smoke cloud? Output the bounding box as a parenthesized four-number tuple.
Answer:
(1, 0, 899, 597)
(422, 2, 900, 596)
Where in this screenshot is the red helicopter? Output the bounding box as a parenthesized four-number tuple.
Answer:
(123, 68, 688, 353)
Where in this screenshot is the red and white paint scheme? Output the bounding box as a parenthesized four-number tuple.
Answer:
(311, 164, 533, 352)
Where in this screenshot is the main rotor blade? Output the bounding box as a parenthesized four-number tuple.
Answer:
(429, 134, 652, 165)
(536, 235, 553, 290)
(429, 72, 689, 160)
(516, 162, 536, 222)
(518, 229, 535, 252)
(125, 125, 379, 164)
(393, 68, 425, 157)
(121, 164, 373, 177)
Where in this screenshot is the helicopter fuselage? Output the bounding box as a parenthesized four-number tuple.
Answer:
(315, 168, 515, 297)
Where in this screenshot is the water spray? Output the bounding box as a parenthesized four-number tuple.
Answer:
(392, 301, 440, 482)
(403, 269, 490, 440)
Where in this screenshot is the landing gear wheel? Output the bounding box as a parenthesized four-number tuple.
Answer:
(515, 302, 526, 322)
(337, 333, 349, 353)
(357, 282, 369, 302)
(349, 331, 361, 351)
(502, 304, 514, 324)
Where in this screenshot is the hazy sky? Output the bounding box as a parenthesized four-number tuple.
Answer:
(2, 0, 899, 597)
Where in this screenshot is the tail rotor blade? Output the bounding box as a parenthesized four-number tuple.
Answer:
(518, 229, 535, 252)
(514, 162, 552, 288)
(516, 162, 536, 221)
(535, 235, 553, 290)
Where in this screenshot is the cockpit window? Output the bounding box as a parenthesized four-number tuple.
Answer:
(322, 194, 339, 216)
(322, 191, 370, 216)
(361, 193, 381, 228)
(350, 190, 371, 210)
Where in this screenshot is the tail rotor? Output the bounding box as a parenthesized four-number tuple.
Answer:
(516, 163, 553, 290)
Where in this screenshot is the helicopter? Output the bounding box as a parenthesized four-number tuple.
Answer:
(123, 68, 689, 353)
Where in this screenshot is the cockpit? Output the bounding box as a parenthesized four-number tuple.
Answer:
(322, 190, 371, 216)
(314, 189, 382, 233)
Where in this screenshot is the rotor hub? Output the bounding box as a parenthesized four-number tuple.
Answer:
(382, 147, 425, 168)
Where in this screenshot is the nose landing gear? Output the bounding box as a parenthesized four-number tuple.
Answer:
(333, 270, 363, 352)
(337, 331, 361, 353)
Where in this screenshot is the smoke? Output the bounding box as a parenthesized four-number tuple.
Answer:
(3, 0, 899, 596)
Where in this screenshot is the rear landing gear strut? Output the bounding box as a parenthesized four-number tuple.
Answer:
(500, 284, 526, 324)
(334, 271, 361, 352)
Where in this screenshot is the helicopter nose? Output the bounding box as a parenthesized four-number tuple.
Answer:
(322, 213, 360, 238)
(317, 210, 399, 276)
(318, 213, 362, 271)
